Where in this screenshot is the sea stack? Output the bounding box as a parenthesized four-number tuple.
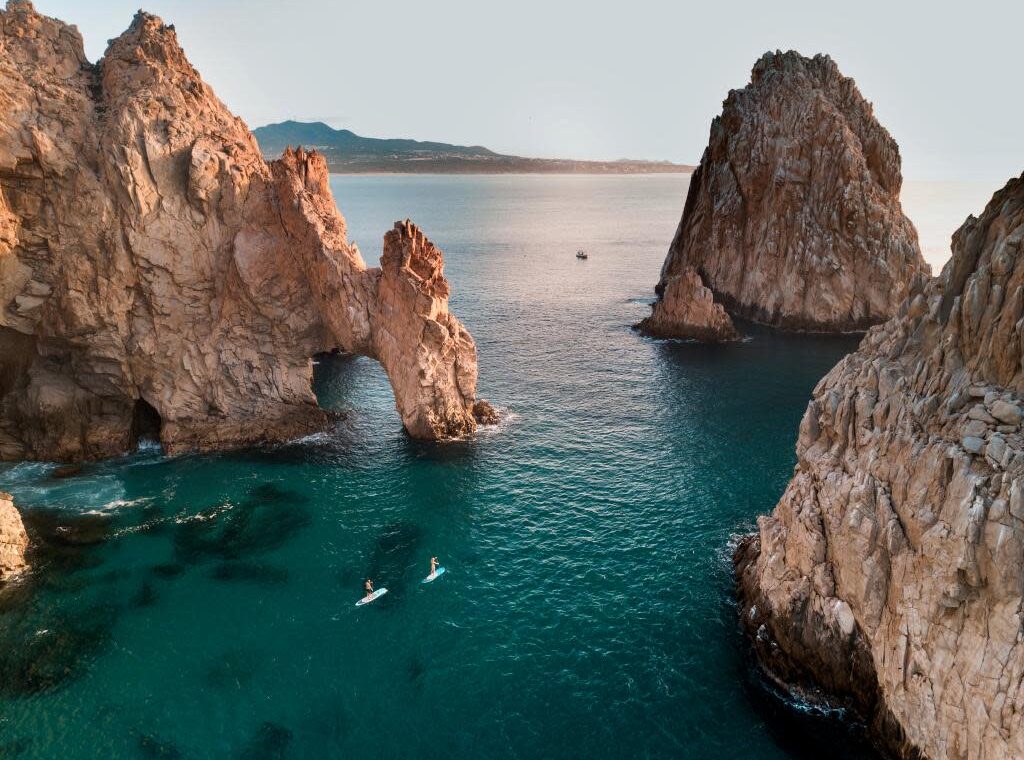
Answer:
(735, 173, 1024, 758)
(640, 51, 928, 338)
(0, 3, 484, 461)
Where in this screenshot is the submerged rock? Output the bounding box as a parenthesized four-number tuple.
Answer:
(0, 2, 482, 461)
(0, 492, 28, 580)
(735, 173, 1024, 759)
(642, 51, 928, 338)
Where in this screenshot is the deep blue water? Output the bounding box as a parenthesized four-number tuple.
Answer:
(0, 175, 868, 759)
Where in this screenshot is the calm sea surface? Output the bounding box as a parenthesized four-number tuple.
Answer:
(0, 174, 988, 759)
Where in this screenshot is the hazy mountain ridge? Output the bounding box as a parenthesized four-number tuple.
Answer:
(253, 121, 693, 174)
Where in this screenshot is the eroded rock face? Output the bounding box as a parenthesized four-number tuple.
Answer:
(0, 2, 481, 460)
(643, 51, 928, 337)
(636, 266, 737, 341)
(0, 492, 28, 579)
(736, 173, 1024, 759)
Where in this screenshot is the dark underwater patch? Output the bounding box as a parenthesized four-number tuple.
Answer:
(132, 503, 170, 536)
(173, 484, 311, 565)
(209, 562, 289, 585)
(239, 721, 292, 760)
(0, 737, 31, 757)
(18, 508, 113, 581)
(150, 562, 186, 579)
(0, 602, 117, 697)
(130, 581, 159, 608)
(406, 654, 426, 686)
(25, 508, 112, 547)
(137, 733, 183, 759)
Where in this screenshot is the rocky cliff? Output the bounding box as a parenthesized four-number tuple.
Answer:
(0, 2, 485, 461)
(0, 492, 28, 580)
(736, 173, 1024, 759)
(641, 51, 927, 338)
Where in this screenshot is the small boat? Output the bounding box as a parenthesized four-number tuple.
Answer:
(576, 250, 588, 260)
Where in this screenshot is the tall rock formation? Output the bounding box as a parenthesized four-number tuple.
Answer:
(641, 51, 928, 338)
(736, 173, 1024, 759)
(0, 492, 28, 580)
(0, 2, 484, 461)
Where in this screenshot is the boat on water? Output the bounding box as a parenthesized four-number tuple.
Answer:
(576, 250, 588, 259)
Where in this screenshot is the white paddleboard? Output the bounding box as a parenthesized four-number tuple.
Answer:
(355, 588, 388, 606)
(422, 567, 446, 584)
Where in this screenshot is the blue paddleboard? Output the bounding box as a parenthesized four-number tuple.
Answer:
(422, 567, 446, 584)
(355, 588, 388, 606)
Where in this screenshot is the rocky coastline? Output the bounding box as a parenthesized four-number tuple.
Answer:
(735, 172, 1024, 759)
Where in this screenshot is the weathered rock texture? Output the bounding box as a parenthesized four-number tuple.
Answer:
(636, 265, 737, 341)
(0, 2, 482, 461)
(0, 492, 28, 579)
(642, 50, 928, 338)
(736, 173, 1024, 759)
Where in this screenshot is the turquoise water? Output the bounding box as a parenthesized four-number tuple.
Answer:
(0, 175, 868, 759)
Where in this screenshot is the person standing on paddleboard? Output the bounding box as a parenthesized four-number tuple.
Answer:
(364, 578, 374, 600)
(430, 557, 438, 577)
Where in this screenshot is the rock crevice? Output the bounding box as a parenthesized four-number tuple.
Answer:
(0, 2, 484, 460)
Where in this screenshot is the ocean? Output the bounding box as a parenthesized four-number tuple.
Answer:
(0, 174, 989, 759)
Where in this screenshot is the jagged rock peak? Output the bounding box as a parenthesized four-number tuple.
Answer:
(641, 49, 928, 338)
(735, 172, 1024, 759)
(0, 3, 486, 461)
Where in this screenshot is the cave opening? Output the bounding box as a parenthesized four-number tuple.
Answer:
(129, 398, 162, 451)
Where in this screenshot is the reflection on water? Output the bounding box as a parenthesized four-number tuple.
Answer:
(0, 174, 982, 759)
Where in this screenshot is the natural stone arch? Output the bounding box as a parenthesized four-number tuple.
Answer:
(0, 4, 483, 461)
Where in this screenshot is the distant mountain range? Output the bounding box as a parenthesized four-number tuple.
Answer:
(252, 121, 693, 174)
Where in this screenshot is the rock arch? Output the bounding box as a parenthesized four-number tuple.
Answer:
(0, 4, 483, 461)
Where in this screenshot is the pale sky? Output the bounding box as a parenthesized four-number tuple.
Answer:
(31, 0, 1024, 182)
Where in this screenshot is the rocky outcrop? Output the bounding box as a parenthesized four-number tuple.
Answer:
(736, 173, 1024, 759)
(636, 266, 737, 340)
(642, 51, 928, 338)
(0, 492, 28, 579)
(0, 2, 484, 461)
